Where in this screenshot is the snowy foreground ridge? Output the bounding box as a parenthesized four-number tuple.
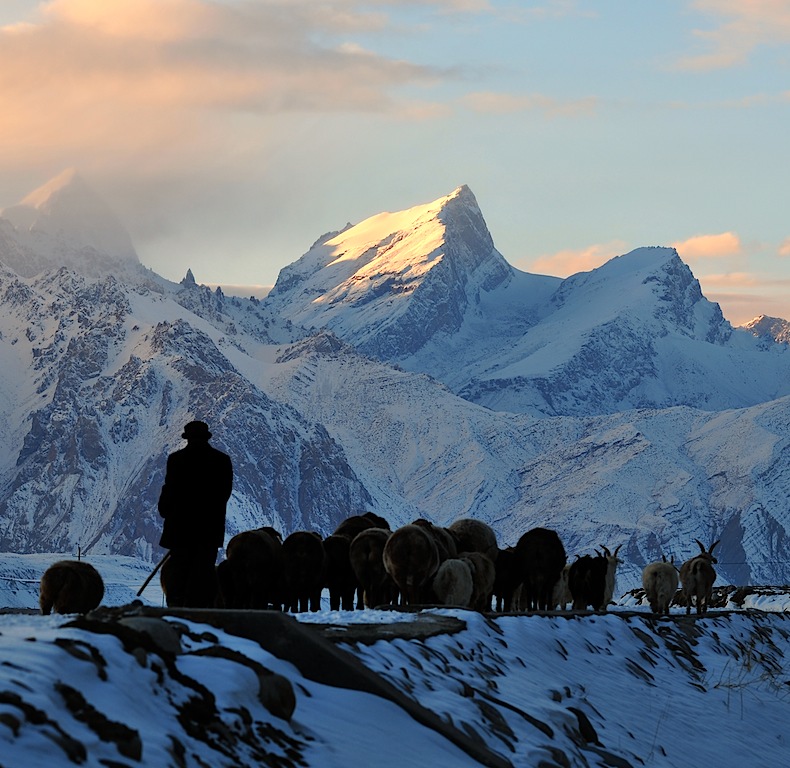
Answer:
(1, 604, 789, 768)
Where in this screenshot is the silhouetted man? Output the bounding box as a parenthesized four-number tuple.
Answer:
(158, 420, 233, 607)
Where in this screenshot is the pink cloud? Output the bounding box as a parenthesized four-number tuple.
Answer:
(779, 237, 790, 257)
(671, 232, 742, 260)
(700, 270, 790, 324)
(0, 0, 442, 173)
(707, 290, 790, 325)
(676, 0, 790, 71)
(522, 241, 628, 277)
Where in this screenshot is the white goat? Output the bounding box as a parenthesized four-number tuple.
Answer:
(552, 563, 572, 610)
(432, 558, 474, 608)
(600, 544, 623, 610)
(679, 539, 719, 615)
(460, 552, 497, 612)
(641, 557, 679, 615)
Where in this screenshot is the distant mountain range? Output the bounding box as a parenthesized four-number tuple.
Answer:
(1, 173, 789, 588)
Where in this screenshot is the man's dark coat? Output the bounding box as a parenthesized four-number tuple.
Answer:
(158, 440, 233, 550)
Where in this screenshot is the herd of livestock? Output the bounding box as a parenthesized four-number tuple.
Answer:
(39, 513, 722, 617)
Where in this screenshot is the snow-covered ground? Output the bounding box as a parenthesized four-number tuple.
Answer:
(2, 553, 790, 767)
(0, 552, 165, 610)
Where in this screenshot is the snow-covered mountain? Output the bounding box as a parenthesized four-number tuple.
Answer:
(267, 186, 513, 354)
(2, 172, 790, 587)
(268, 189, 790, 416)
(0, 174, 370, 558)
(741, 314, 790, 345)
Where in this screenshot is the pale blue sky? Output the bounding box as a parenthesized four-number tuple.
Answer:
(1, 1, 788, 324)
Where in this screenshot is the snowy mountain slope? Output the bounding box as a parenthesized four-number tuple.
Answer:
(264, 330, 790, 586)
(2, 606, 790, 768)
(267, 331, 538, 529)
(459, 247, 790, 414)
(396, 265, 561, 392)
(509, 400, 790, 586)
(267, 188, 790, 416)
(741, 314, 790, 345)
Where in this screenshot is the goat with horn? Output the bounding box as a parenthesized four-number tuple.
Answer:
(679, 539, 719, 615)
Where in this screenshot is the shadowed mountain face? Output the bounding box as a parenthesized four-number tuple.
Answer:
(1, 173, 790, 585)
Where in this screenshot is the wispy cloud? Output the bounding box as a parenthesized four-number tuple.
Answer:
(0, 0, 444, 173)
(779, 237, 790, 257)
(675, 0, 790, 71)
(698, 271, 759, 287)
(671, 232, 742, 260)
(522, 240, 628, 277)
(699, 271, 790, 323)
(460, 91, 597, 117)
(706, 288, 790, 325)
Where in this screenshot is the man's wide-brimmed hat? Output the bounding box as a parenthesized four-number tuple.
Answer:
(182, 420, 212, 440)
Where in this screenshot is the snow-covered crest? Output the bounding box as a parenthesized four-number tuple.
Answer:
(742, 314, 790, 345)
(267, 185, 513, 357)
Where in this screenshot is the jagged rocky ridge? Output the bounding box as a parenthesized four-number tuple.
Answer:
(0, 264, 370, 558)
(1, 174, 790, 586)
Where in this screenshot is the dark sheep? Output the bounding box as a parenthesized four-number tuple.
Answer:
(448, 519, 499, 563)
(492, 546, 521, 612)
(40, 560, 104, 615)
(361, 511, 391, 530)
(349, 527, 396, 608)
(383, 524, 440, 606)
(411, 519, 458, 562)
(514, 527, 567, 611)
(281, 531, 327, 612)
(568, 554, 609, 610)
(333, 512, 390, 541)
(216, 527, 284, 609)
(569, 545, 623, 611)
(323, 513, 391, 610)
(333, 515, 375, 540)
(323, 533, 361, 610)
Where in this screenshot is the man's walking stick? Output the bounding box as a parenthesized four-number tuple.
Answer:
(137, 552, 170, 597)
